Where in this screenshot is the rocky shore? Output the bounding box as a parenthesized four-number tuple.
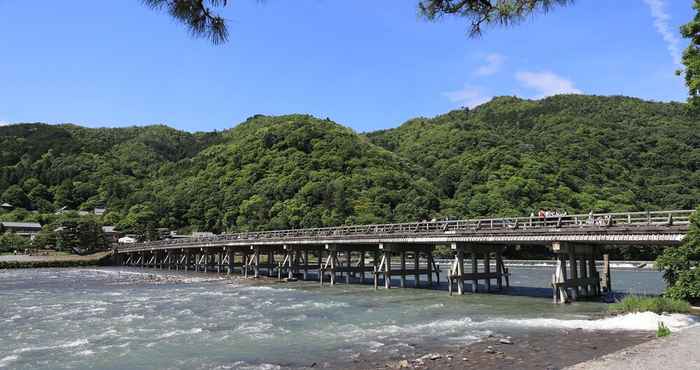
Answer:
(347, 329, 653, 370)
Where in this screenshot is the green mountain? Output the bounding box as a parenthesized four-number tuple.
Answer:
(0, 95, 698, 234)
(0, 123, 223, 214)
(367, 95, 699, 217)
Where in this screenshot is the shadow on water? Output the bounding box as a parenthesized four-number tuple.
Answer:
(287, 266, 665, 301)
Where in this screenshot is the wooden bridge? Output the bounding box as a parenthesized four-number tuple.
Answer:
(114, 210, 694, 303)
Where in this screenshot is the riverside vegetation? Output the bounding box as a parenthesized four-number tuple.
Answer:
(1, 94, 699, 298)
(609, 295, 692, 315)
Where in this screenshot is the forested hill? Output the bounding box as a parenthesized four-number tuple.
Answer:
(367, 95, 699, 217)
(0, 124, 224, 214)
(0, 95, 698, 235)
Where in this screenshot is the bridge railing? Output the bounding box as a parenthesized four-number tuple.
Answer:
(120, 209, 695, 250)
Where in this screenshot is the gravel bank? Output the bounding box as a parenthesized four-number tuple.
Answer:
(566, 325, 700, 370)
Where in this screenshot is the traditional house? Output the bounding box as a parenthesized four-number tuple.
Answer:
(102, 226, 120, 245)
(0, 221, 42, 240)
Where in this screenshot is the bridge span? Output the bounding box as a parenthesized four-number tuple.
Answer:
(115, 210, 693, 303)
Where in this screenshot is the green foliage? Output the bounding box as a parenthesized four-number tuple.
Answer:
(143, 0, 229, 44)
(681, 0, 700, 108)
(1, 96, 699, 252)
(168, 114, 439, 232)
(609, 295, 691, 314)
(367, 95, 700, 217)
(656, 208, 700, 302)
(1, 185, 30, 209)
(116, 205, 160, 241)
(32, 225, 57, 249)
(54, 214, 107, 254)
(433, 245, 452, 258)
(0, 232, 30, 253)
(657, 322, 671, 338)
(419, 0, 573, 36)
(143, 1, 574, 45)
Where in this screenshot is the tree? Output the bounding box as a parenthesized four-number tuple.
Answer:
(0, 232, 30, 253)
(116, 205, 160, 241)
(1, 185, 30, 209)
(681, 0, 700, 107)
(143, 0, 573, 44)
(419, 0, 573, 36)
(55, 215, 107, 253)
(142, 0, 229, 44)
(33, 225, 57, 249)
(656, 207, 700, 304)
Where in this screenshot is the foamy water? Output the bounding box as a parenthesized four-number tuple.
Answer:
(0, 267, 693, 369)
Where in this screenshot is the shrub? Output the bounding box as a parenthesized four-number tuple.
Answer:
(609, 295, 691, 314)
(0, 232, 30, 253)
(656, 208, 700, 304)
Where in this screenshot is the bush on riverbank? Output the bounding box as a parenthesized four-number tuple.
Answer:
(0, 232, 30, 253)
(656, 207, 700, 304)
(609, 295, 691, 314)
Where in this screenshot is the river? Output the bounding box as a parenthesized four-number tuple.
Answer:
(0, 266, 695, 369)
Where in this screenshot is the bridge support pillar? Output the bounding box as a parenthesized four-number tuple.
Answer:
(254, 247, 260, 278)
(267, 251, 275, 277)
(383, 250, 391, 289)
(600, 254, 611, 294)
(414, 252, 419, 287)
(399, 251, 406, 288)
(551, 242, 601, 303)
(373, 251, 379, 289)
(346, 251, 352, 284)
(449, 244, 509, 296)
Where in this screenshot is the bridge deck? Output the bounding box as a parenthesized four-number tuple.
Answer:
(116, 210, 693, 253)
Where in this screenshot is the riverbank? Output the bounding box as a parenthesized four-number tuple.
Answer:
(364, 329, 654, 370)
(0, 251, 111, 269)
(566, 325, 700, 370)
(351, 312, 699, 369)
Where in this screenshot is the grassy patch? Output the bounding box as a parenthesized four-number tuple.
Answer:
(656, 322, 671, 337)
(609, 295, 691, 314)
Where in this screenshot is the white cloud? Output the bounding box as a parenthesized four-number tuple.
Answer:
(0, 121, 8, 126)
(442, 85, 492, 108)
(515, 71, 582, 98)
(643, 0, 682, 67)
(475, 53, 505, 76)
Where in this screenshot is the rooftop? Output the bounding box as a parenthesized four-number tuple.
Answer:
(1, 221, 42, 229)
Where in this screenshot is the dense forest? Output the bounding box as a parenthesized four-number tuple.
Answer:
(1, 95, 698, 246)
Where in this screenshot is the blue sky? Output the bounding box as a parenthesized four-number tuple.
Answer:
(0, 0, 693, 132)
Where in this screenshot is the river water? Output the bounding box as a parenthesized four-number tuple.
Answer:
(0, 267, 696, 370)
